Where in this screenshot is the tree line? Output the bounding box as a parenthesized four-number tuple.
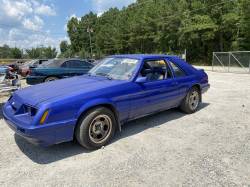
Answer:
(0, 44, 57, 59)
(60, 0, 250, 64)
(1, 0, 249, 64)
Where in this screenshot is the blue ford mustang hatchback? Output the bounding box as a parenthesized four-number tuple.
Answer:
(3, 54, 209, 149)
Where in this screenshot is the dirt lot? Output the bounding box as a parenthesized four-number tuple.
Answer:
(0, 71, 249, 186)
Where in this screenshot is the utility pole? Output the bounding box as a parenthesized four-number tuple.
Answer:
(182, 49, 187, 61)
(87, 26, 93, 58)
(184, 49, 187, 61)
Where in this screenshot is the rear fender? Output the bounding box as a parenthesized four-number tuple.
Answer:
(189, 83, 202, 102)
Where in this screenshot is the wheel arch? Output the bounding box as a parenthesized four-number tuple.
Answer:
(190, 83, 202, 102)
(43, 75, 60, 82)
(75, 99, 121, 134)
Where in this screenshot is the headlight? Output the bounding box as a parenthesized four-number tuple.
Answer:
(24, 105, 37, 116)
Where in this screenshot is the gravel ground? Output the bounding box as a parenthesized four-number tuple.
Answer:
(0, 71, 249, 187)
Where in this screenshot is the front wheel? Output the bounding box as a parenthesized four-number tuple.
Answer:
(75, 107, 116, 150)
(180, 87, 200, 114)
(44, 76, 59, 82)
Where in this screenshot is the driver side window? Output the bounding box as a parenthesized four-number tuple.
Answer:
(61, 61, 68, 68)
(140, 60, 172, 81)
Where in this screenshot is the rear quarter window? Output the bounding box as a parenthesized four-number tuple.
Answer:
(169, 61, 186, 78)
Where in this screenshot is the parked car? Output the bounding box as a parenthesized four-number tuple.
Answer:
(7, 63, 20, 73)
(3, 54, 210, 149)
(18, 59, 48, 77)
(0, 66, 14, 79)
(0, 66, 21, 93)
(0, 66, 9, 74)
(5, 60, 25, 75)
(26, 59, 94, 85)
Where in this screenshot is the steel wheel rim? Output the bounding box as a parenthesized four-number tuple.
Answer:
(46, 77, 58, 82)
(189, 91, 199, 110)
(89, 114, 112, 144)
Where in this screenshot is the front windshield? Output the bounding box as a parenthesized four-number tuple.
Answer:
(89, 57, 139, 80)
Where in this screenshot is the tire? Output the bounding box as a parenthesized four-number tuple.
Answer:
(44, 76, 59, 82)
(75, 107, 116, 150)
(180, 87, 200, 114)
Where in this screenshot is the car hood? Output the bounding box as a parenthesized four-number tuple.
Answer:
(13, 75, 126, 106)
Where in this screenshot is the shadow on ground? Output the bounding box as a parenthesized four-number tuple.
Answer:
(114, 102, 209, 143)
(0, 102, 5, 120)
(15, 103, 209, 165)
(15, 135, 90, 164)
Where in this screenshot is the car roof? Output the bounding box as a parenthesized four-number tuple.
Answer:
(110, 54, 197, 75)
(110, 54, 177, 60)
(62, 58, 88, 61)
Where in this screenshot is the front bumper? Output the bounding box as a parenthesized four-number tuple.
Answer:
(3, 103, 76, 146)
(4, 115, 48, 145)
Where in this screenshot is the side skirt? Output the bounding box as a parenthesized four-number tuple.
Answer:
(120, 104, 180, 128)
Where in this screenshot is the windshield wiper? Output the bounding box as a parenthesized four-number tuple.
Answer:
(94, 72, 113, 80)
(87, 73, 93, 76)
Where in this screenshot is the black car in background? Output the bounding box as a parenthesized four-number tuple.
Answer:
(26, 59, 94, 85)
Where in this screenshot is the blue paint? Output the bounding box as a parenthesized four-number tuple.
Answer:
(3, 54, 210, 146)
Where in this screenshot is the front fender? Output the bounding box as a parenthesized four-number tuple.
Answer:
(75, 98, 121, 131)
(76, 98, 116, 119)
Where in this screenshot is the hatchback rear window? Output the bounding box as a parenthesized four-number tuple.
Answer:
(169, 61, 186, 78)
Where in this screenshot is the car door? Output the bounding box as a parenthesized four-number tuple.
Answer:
(60, 60, 72, 77)
(129, 59, 180, 119)
(67, 60, 93, 76)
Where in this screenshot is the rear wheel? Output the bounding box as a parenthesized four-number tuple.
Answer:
(75, 107, 116, 150)
(180, 87, 200, 114)
(44, 76, 59, 82)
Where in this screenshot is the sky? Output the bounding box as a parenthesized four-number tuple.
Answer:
(0, 0, 136, 49)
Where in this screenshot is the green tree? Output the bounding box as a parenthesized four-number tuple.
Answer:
(26, 48, 42, 58)
(238, 0, 250, 50)
(43, 46, 57, 58)
(61, 48, 74, 58)
(10, 47, 22, 59)
(60, 41, 69, 53)
(26, 47, 57, 59)
(65, 0, 246, 64)
(0, 44, 11, 58)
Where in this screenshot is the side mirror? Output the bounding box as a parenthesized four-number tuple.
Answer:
(135, 77, 147, 84)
